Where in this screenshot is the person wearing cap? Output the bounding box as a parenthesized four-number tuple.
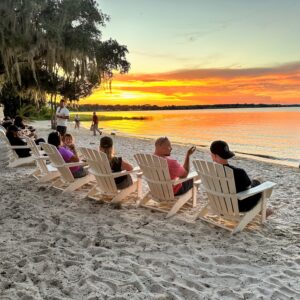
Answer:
(210, 140, 272, 215)
(56, 99, 70, 136)
(48, 131, 87, 178)
(6, 125, 31, 158)
(99, 136, 133, 189)
(154, 136, 196, 195)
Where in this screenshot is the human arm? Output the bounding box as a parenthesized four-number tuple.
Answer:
(182, 146, 196, 174)
(121, 158, 133, 171)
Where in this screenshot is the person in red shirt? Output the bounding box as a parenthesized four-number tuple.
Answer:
(91, 111, 102, 136)
(154, 136, 196, 195)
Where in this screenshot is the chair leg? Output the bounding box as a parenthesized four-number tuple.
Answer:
(62, 174, 93, 194)
(195, 205, 209, 220)
(111, 182, 137, 204)
(138, 191, 151, 207)
(166, 191, 191, 218)
(232, 204, 261, 234)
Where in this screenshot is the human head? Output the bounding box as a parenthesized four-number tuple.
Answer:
(93, 111, 96, 115)
(7, 125, 21, 137)
(14, 115, 24, 127)
(48, 131, 61, 148)
(210, 140, 235, 163)
(59, 99, 66, 108)
(62, 133, 74, 146)
(154, 136, 172, 156)
(100, 136, 114, 161)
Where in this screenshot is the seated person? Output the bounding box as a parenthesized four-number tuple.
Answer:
(14, 115, 45, 144)
(154, 136, 196, 195)
(62, 133, 77, 155)
(210, 140, 273, 216)
(47, 131, 87, 178)
(1, 116, 13, 129)
(6, 125, 31, 158)
(99, 136, 133, 189)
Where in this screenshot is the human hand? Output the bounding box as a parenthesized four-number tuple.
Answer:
(187, 146, 196, 156)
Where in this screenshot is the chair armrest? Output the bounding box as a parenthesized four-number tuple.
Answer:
(65, 161, 88, 168)
(53, 161, 88, 168)
(111, 167, 141, 178)
(170, 171, 199, 185)
(11, 145, 30, 149)
(32, 155, 49, 160)
(237, 181, 276, 200)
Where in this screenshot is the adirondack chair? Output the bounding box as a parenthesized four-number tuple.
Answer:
(40, 143, 93, 193)
(0, 130, 35, 168)
(193, 159, 276, 234)
(25, 138, 60, 183)
(134, 153, 199, 218)
(79, 147, 142, 204)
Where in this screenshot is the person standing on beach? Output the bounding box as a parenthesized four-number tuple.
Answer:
(154, 136, 196, 195)
(74, 114, 80, 130)
(210, 140, 273, 216)
(56, 99, 70, 136)
(91, 111, 102, 136)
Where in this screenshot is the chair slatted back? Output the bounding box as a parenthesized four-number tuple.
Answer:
(134, 153, 175, 201)
(0, 130, 19, 162)
(79, 147, 117, 193)
(26, 138, 48, 174)
(193, 160, 239, 217)
(41, 143, 74, 183)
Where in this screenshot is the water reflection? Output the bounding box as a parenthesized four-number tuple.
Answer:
(81, 108, 300, 164)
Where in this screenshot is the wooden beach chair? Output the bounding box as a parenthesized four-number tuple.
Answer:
(0, 130, 35, 168)
(134, 153, 199, 218)
(193, 159, 276, 234)
(25, 138, 60, 183)
(79, 147, 142, 204)
(40, 143, 93, 193)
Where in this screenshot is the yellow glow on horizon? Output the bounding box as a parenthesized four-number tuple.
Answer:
(80, 68, 300, 106)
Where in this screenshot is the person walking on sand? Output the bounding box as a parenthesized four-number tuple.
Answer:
(209, 140, 273, 217)
(56, 99, 70, 136)
(91, 111, 102, 136)
(74, 114, 80, 130)
(154, 136, 196, 195)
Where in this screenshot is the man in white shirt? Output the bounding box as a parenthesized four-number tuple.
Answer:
(56, 99, 70, 136)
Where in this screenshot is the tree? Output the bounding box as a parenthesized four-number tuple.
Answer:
(0, 0, 130, 121)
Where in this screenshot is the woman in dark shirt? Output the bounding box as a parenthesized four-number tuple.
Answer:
(99, 136, 133, 189)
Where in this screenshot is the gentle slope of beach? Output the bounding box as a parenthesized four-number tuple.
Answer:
(0, 121, 299, 299)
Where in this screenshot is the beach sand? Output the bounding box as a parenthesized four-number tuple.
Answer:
(0, 121, 299, 300)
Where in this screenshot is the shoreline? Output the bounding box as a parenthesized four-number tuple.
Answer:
(71, 120, 299, 169)
(1, 120, 300, 299)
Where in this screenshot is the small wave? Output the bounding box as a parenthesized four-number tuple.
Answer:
(235, 151, 299, 163)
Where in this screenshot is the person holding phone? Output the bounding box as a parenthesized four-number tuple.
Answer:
(154, 136, 196, 195)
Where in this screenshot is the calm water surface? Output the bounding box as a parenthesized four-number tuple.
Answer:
(81, 108, 300, 166)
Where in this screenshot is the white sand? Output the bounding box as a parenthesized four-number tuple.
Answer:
(0, 120, 299, 300)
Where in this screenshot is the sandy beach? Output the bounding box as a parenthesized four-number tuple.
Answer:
(0, 120, 299, 300)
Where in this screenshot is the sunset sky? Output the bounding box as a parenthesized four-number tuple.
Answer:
(82, 0, 300, 106)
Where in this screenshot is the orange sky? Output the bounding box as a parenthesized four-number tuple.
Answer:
(81, 62, 300, 106)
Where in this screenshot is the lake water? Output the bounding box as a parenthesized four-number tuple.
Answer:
(81, 107, 300, 167)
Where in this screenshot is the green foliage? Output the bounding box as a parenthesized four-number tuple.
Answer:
(0, 0, 130, 114)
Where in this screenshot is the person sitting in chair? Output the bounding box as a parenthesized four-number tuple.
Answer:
(6, 125, 31, 158)
(210, 140, 273, 216)
(154, 136, 196, 195)
(99, 136, 133, 189)
(48, 131, 87, 178)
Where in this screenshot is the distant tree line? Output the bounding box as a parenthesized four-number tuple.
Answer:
(72, 103, 300, 112)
